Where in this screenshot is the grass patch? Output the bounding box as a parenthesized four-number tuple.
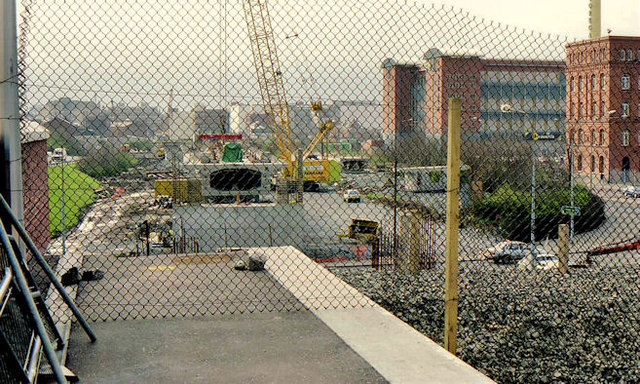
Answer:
(48, 163, 101, 237)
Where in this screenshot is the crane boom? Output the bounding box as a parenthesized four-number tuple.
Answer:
(242, 0, 294, 166)
(242, 0, 340, 186)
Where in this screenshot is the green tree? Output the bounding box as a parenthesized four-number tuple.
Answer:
(78, 145, 138, 178)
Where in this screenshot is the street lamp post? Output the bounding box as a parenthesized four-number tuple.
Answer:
(501, 104, 536, 249)
(61, 149, 66, 258)
(569, 134, 575, 241)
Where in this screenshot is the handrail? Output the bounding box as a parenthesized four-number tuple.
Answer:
(0, 267, 11, 300)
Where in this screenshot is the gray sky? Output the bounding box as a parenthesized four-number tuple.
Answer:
(433, 0, 639, 38)
(23, 0, 640, 110)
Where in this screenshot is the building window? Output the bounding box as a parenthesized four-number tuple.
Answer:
(570, 77, 574, 92)
(601, 73, 605, 90)
(591, 74, 596, 91)
(579, 76, 583, 91)
(577, 154, 583, 171)
(599, 129, 605, 145)
(622, 102, 630, 117)
(591, 155, 596, 172)
(591, 129, 596, 144)
(602, 101, 606, 117)
(622, 129, 630, 146)
(638, 131, 640, 146)
(622, 75, 631, 89)
(621, 49, 626, 61)
(627, 49, 633, 61)
(568, 101, 572, 118)
(578, 129, 583, 144)
(591, 102, 596, 117)
(579, 102, 584, 118)
(599, 156, 605, 174)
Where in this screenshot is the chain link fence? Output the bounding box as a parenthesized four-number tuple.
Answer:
(12, 0, 640, 381)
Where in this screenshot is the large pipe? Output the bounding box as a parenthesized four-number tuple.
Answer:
(589, 0, 601, 39)
(0, 0, 24, 228)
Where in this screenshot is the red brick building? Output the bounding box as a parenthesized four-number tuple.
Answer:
(382, 49, 565, 143)
(21, 121, 50, 253)
(566, 36, 640, 183)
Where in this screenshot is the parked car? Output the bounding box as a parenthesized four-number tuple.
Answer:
(517, 252, 559, 270)
(343, 189, 361, 203)
(487, 241, 529, 264)
(623, 185, 640, 197)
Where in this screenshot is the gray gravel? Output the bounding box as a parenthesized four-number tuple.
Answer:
(330, 263, 640, 383)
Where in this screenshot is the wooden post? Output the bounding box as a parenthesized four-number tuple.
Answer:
(444, 98, 461, 355)
(558, 224, 569, 273)
(297, 149, 304, 204)
(471, 180, 483, 202)
(408, 211, 420, 274)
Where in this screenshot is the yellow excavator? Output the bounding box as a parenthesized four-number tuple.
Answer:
(242, 0, 340, 191)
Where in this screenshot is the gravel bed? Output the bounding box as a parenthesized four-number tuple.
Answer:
(330, 263, 640, 383)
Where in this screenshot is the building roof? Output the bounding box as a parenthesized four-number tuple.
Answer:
(566, 35, 640, 48)
(21, 120, 50, 143)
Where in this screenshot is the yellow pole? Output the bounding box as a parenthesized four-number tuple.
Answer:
(444, 98, 461, 355)
(558, 224, 569, 274)
(589, 0, 601, 39)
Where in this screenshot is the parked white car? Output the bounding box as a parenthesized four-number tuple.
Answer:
(343, 189, 361, 203)
(622, 185, 640, 198)
(487, 241, 529, 264)
(517, 252, 559, 271)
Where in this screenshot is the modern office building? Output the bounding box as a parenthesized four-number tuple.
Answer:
(381, 48, 566, 143)
(565, 36, 640, 183)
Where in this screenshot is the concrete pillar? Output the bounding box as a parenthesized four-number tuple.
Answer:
(0, 0, 23, 227)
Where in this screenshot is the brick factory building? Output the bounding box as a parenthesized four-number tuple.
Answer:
(381, 48, 565, 143)
(566, 36, 640, 183)
(21, 121, 50, 253)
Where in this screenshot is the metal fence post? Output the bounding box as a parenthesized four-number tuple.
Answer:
(444, 98, 461, 355)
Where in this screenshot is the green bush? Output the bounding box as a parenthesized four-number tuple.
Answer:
(128, 140, 154, 151)
(472, 183, 605, 242)
(77, 146, 138, 178)
(48, 164, 100, 237)
(429, 170, 442, 183)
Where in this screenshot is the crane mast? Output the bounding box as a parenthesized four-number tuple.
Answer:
(242, 0, 294, 168)
(243, 0, 339, 187)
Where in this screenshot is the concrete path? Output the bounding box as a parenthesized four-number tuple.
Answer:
(66, 311, 388, 384)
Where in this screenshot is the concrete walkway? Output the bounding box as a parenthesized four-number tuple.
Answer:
(66, 311, 387, 384)
(63, 242, 493, 383)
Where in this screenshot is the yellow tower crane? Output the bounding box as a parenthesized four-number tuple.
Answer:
(242, 0, 339, 190)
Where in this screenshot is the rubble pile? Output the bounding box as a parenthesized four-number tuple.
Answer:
(332, 265, 640, 383)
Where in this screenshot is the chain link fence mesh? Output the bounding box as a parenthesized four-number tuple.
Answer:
(11, 0, 640, 381)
